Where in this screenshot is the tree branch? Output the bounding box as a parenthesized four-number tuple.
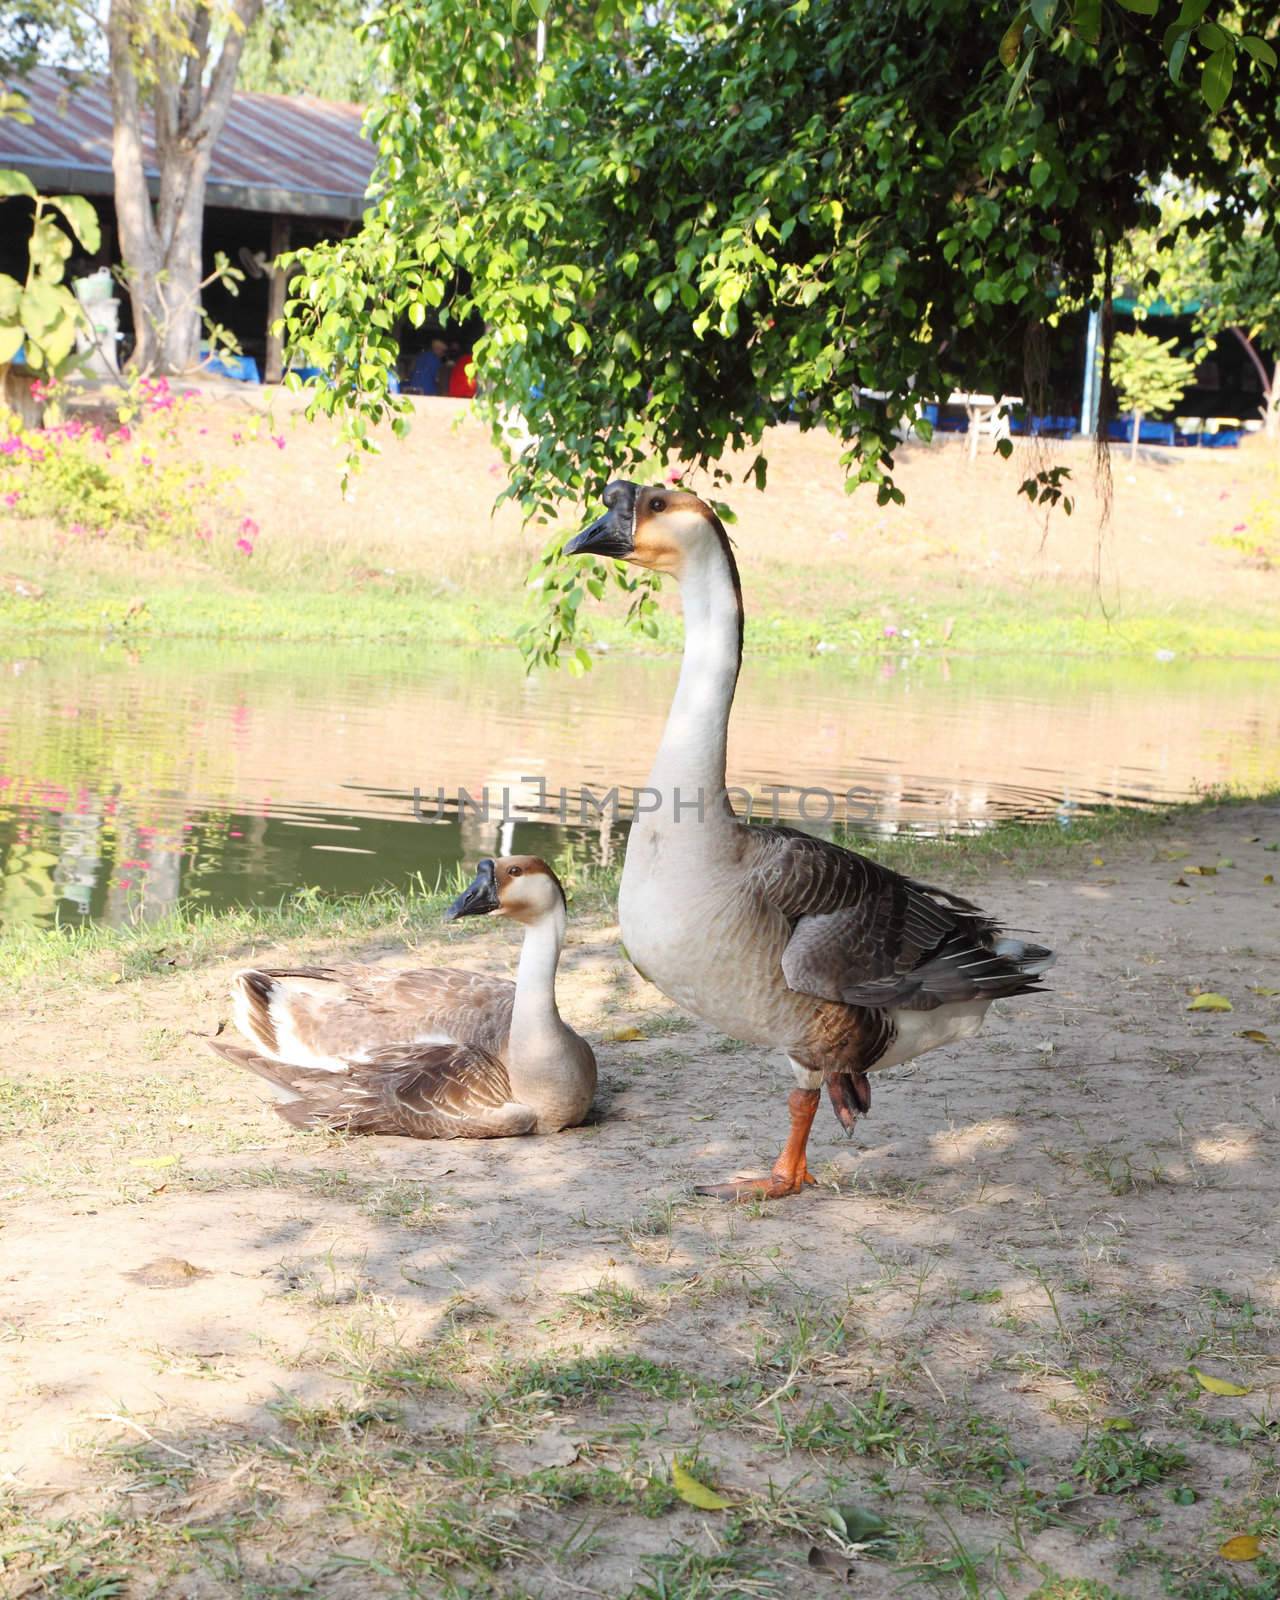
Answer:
(192, 0, 263, 146)
(1229, 323, 1273, 397)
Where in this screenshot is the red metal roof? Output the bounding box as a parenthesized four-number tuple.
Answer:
(0, 66, 376, 218)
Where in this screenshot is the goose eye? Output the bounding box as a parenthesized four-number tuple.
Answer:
(649, 497, 666, 513)
(508, 866, 523, 877)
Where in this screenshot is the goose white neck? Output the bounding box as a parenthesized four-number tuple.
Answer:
(645, 536, 743, 809)
(508, 899, 566, 1051)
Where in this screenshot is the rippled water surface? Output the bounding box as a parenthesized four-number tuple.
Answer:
(1, 639, 1277, 929)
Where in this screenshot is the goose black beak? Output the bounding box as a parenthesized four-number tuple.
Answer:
(445, 858, 500, 921)
(565, 479, 638, 558)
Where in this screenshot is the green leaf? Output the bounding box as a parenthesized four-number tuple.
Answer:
(1072, 0, 1102, 43)
(1240, 35, 1277, 69)
(671, 1460, 731, 1510)
(1114, 0, 1159, 13)
(1201, 46, 1234, 112)
(999, 9, 1029, 68)
(49, 194, 100, 252)
(825, 1504, 889, 1543)
(1004, 42, 1037, 108)
(1168, 30, 1190, 83)
(1029, 0, 1056, 32)
(0, 168, 36, 199)
(0, 323, 24, 362)
(1195, 20, 1226, 49)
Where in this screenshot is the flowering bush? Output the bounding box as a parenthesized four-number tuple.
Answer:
(0, 376, 242, 550)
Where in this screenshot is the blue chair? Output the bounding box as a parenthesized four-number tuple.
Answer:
(202, 351, 262, 384)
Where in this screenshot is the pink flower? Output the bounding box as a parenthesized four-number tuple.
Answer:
(883, 625, 899, 638)
(1233, 522, 1247, 532)
(92, 426, 106, 443)
(2, 492, 19, 508)
(666, 467, 682, 484)
(240, 516, 259, 536)
(236, 537, 254, 555)
(115, 426, 132, 444)
(272, 435, 286, 450)
(140, 455, 153, 467)
(228, 829, 243, 838)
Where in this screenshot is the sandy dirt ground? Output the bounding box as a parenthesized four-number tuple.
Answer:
(1, 802, 1278, 1598)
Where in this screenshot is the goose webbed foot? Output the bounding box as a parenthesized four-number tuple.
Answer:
(827, 1070, 870, 1135)
(695, 1088, 820, 1203)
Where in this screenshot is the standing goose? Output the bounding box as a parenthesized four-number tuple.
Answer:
(209, 856, 596, 1138)
(568, 481, 1052, 1200)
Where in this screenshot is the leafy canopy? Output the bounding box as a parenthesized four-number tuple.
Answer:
(282, 0, 1279, 663)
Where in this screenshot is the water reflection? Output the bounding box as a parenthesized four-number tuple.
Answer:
(1, 640, 1277, 930)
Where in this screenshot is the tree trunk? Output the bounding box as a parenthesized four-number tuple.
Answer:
(108, 0, 262, 375)
(1229, 326, 1279, 445)
(1130, 409, 1141, 461)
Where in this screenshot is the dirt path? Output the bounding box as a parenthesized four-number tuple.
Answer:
(1, 803, 1278, 1598)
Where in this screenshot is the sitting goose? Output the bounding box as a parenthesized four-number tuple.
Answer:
(568, 481, 1052, 1200)
(209, 856, 596, 1138)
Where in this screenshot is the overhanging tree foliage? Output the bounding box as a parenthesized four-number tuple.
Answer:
(282, 0, 1279, 662)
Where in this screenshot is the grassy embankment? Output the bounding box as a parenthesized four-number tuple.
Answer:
(2, 400, 1278, 659)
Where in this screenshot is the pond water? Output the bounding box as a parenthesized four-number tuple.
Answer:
(1, 638, 1277, 930)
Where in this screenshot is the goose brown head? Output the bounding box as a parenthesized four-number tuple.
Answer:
(445, 856, 565, 926)
(566, 479, 731, 579)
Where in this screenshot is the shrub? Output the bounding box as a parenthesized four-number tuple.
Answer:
(0, 376, 240, 550)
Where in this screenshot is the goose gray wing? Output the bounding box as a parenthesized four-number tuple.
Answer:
(232, 965, 516, 1065)
(209, 1036, 535, 1139)
(746, 825, 1050, 1011)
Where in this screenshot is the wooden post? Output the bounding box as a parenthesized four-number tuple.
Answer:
(264, 214, 290, 385)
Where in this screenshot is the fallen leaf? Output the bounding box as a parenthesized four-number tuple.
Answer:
(1217, 858, 1234, 869)
(1101, 1416, 1135, 1432)
(808, 1545, 854, 1582)
(1186, 865, 1218, 876)
(1235, 1030, 1273, 1046)
(671, 1459, 731, 1511)
(125, 1257, 210, 1288)
(1219, 1534, 1263, 1561)
(1191, 1367, 1251, 1396)
(1251, 986, 1279, 997)
(1091, 856, 1104, 867)
(128, 1155, 179, 1170)
(607, 1026, 647, 1042)
(1264, 874, 1274, 886)
(1187, 993, 1232, 1012)
(1171, 876, 1190, 887)
(826, 1503, 890, 1544)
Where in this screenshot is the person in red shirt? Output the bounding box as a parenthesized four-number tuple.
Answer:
(447, 348, 477, 398)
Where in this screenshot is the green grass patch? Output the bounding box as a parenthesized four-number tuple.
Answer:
(3, 555, 1279, 661)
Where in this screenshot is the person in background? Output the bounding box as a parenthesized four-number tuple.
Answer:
(406, 334, 448, 395)
(447, 347, 477, 399)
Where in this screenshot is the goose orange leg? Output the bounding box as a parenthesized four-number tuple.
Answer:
(696, 1088, 821, 1202)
